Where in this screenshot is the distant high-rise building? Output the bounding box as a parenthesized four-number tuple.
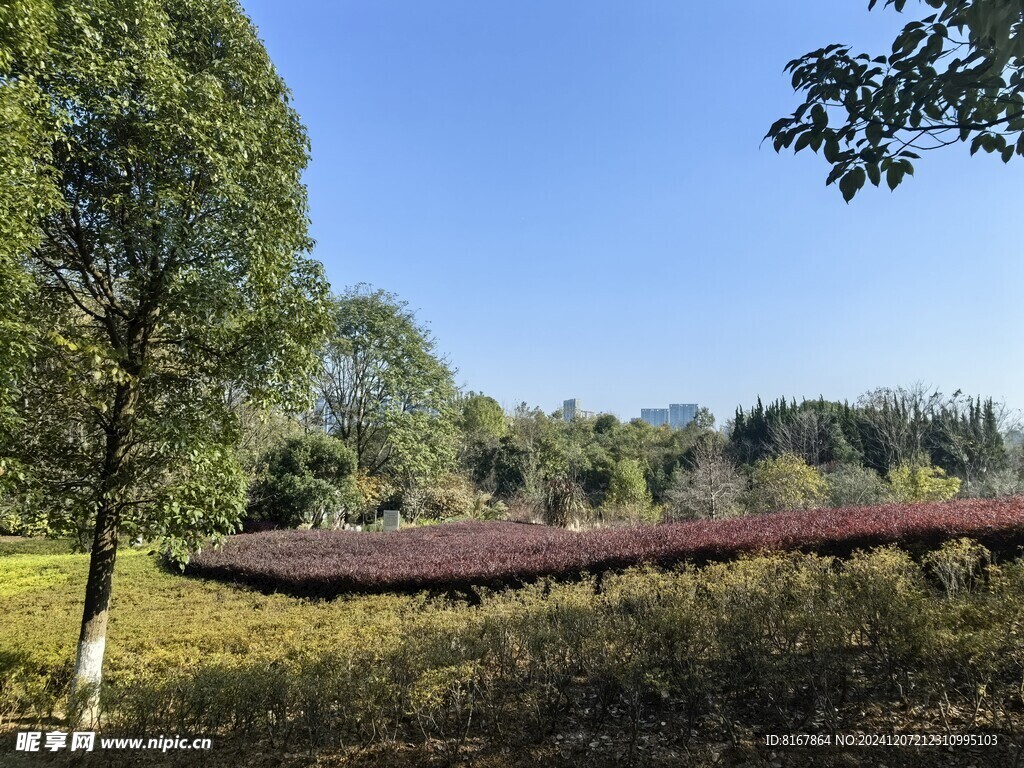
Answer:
(669, 403, 698, 429)
(563, 398, 578, 422)
(640, 408, 670, 427)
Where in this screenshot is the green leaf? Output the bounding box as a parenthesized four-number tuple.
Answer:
(823, 137, 840, 163)
(811, 103, 828, 128)
(839, 167, 866, 202)
(886, 164, 905, 190)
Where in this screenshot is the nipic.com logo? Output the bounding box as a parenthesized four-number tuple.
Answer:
(14, 731, 212, 753)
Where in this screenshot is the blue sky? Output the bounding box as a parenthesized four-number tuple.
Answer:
(242, 0, 1022, 424)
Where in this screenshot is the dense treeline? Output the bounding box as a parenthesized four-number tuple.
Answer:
(8, 275, 1015, 535)
(730, 388, 1008, 485)
(208, 292, 1024, 530)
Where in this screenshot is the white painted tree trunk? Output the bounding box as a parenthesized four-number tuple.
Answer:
(69, 500, 120, 727)
(71, 633, 107, 725)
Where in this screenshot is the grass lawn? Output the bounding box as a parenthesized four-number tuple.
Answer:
(0, 538, 431, 679)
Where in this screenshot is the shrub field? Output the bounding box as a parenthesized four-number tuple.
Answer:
(3, 536, 1024, 766)
(186, 497, 1024, 596)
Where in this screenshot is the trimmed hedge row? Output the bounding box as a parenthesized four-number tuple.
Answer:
(186, 497, 1024, 596)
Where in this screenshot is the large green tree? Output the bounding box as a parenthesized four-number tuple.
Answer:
(0, 0, 331, 719)
(460, 392, 507, 442)
(767, 0, 1024, 200)
(457, 392, 507, 492)
(318, 285, 459, 484)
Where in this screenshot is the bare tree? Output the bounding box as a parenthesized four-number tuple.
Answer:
(768, 408, 837, 466)
(856, 383, 941, 470)
(932, 392, 1014, 497)
(665, 441, 745, 521)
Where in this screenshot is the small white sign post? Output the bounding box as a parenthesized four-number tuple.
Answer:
(382, 509, 401, 532)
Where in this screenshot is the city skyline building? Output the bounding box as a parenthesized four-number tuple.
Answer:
(670, 403, 698, 429)
(562, 398, 600, 422)
(567, 397, 701, 429)
(640, 408, 669, 428)
(563, 398, 577, 423)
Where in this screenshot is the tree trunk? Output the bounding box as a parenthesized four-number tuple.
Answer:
(70, 501, 120, 725)
(70, 380, 135, 725)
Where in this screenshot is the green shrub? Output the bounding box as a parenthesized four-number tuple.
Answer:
(595, 568, 712, 743)
(401, 473, 477, 522)
(604, 459, 652, 509)
(840, 547, 931, 688)
(923, 537, 990, 598)
(887, 461, 961, 503)
(251, 432, 360, 528)
(971, 467, 1024, 499)
(467, 492, 507, 521)
(542, 474, 588, 527)
(749, 453, 826, 513)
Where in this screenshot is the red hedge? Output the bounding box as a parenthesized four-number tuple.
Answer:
(186, 497, 1024, 597)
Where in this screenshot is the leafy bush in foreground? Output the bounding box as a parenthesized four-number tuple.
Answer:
(187, 497, 1024, 596)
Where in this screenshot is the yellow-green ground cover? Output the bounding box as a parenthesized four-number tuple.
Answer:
(0, 538, 423, 693)
(2, 535, 1024, 767)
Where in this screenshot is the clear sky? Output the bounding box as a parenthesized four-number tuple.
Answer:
(241, 0, 1022, 425)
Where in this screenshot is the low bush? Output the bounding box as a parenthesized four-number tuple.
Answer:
(888, 461, 962, 503)
(748, 453, 826, 513)
(402, 473, 478, 522)
(542, 474, 588, 527)
(923, 537, 991, 598)
(5, 540, 1024, 765)
(971, 467, 1024, 499)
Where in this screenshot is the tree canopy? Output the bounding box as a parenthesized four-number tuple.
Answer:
(766, 0, 1024, 200)
(0, 0, 60, 443)
(5, 0, 332, 556)
(0, 0, 331, 718)
(460, 392, 507, 442)
(318, 285, 459, 483)
(254, 433, 360, 529)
